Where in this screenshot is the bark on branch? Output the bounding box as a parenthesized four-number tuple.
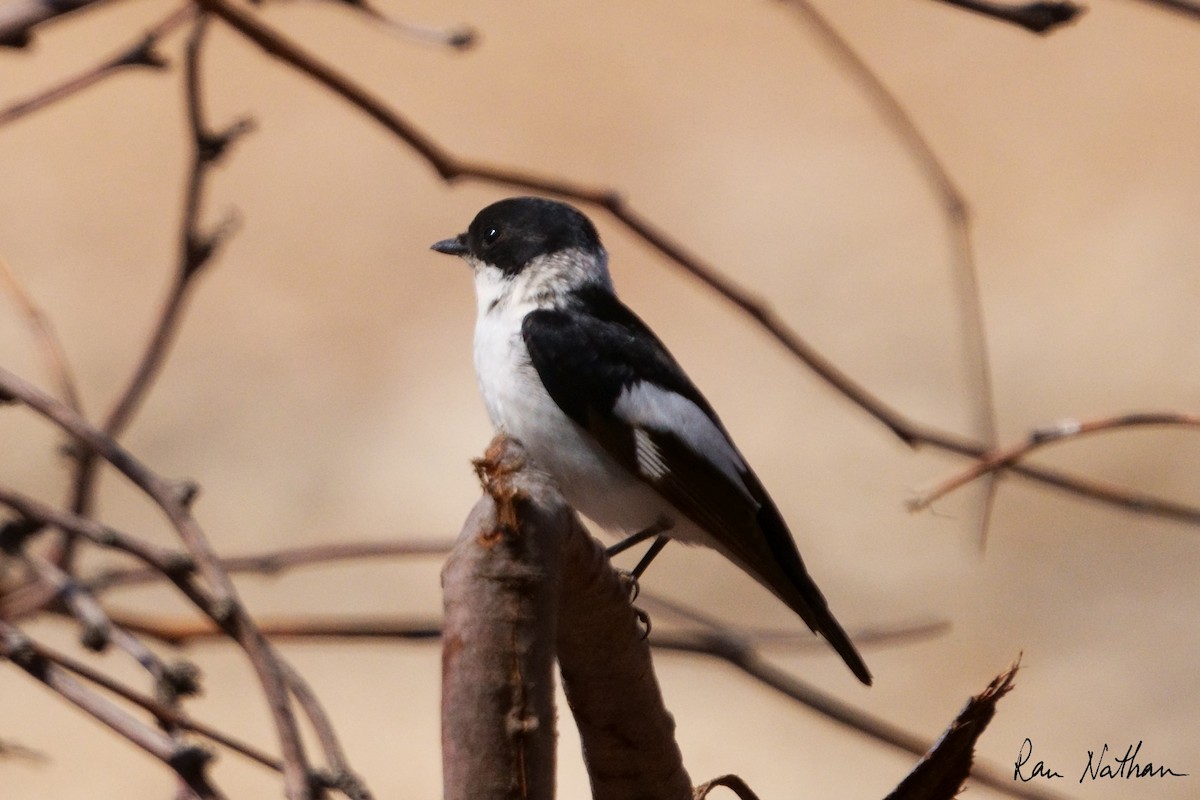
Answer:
(442, 436, 691, 800)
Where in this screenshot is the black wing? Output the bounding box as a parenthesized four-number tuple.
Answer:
(522, 287, 871, 685)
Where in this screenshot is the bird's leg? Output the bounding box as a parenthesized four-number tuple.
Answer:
(604, 521, 668, 558)
(630, 535, 670, 579)
(605, 520, 672, 607)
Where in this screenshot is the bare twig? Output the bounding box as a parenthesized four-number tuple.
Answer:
(910, 411, 1200, 511)
(1127, 0, 1200, 22)
(57, 9, 251, 568)
(105, 610, 943, 654)
(87, 538, 452, 592)
(777, 0, 1003, 540)
(0, 483, 372, 798)
(0, 737, 48, 762)
(95, 12, 250, 444)
(931, 0, 1084, 33)
(0, 5, 189, 127)
(639, 590, 950, 650)
(190, 0, 925, 444)
(0, 254, 83, 411)
(110, 613, 443, 646)
(0, 483, 192, 613)
(316, 0, 476, 49)
(20, 552, 112, 650)
(279, 662, 372, 800)
(0, 621, 220, 798)
(10, 630, 279, 772)
(0, 0, 115, 47)
(76, 616, 1056, 799)
(76, 558, 1042, 799)
(0, 366, 316, 799)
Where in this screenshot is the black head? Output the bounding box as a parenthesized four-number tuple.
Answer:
(431, 197, 602, 274)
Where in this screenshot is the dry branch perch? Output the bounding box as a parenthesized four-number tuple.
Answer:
(443, 436, 692, 800)
(556, 512, 692, 800)
(441, 437, 564, 800)
(885, 660, 1020, 800)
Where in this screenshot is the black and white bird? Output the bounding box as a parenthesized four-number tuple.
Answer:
(432, 196, 871, 685)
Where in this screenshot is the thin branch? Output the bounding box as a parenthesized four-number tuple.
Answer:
(931, 0, 1084, 33)
(0, 0, 115, 47)
(0, 254, 84, 411)
(111, 613, 443, 646)
(20, 551, 113, 650)
(91, 620, 1057, 800)
(1127, 0, 1200, 22)
(0, 621, 221, 799)
(103, 611, 941, 655)
(991, 454, 1200, 523)
(0, 737, 48, 763)
(87, 538, 452, 592)
(315, 0, 476, 49)
(777, 0, 1002, 541)
(633, 591, 1041, 800)
(278, 662, 372, 800)
(56, 8, 250, 570)
(12, 631, 279, 772)
(0, 365, 316, 800)
(89, 573, 1029, 799)
(0, 5, 189, 127)
(0, 484, 371, 799)
(638, 590, 950, 650)
(104, 568, 1028, 799)
(100, 12, 250, 443)
(911, 411, 1200, 511)
(0, 482, 192, 612)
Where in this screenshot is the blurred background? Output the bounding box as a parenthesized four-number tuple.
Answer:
(1, 0, 1197, 797)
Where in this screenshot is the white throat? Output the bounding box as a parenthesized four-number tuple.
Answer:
(469, 247, 613, 322)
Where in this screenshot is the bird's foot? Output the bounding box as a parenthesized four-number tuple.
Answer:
(615, 568, 642, 602)
(633, 605, 652, 640)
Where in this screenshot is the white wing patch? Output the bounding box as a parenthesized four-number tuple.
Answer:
(632, 428, 670, 480)
(615, 382, 753, 498)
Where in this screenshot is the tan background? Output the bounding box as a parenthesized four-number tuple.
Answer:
(1, 1, 1198, 798)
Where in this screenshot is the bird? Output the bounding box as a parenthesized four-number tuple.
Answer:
(432, 196, 871, 685)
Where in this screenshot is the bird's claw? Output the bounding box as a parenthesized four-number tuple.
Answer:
(615, 568, 641, 602)
(634, 606, 652, 640)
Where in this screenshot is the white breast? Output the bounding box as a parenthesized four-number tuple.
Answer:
(470, 263, 683, 539)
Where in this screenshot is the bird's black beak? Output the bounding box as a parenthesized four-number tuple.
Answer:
(431, 234, 469, 256)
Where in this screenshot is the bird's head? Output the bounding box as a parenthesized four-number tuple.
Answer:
(432, 197, 612, 310)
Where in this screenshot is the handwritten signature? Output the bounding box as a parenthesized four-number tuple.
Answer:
(1014, 738, 1188, 784)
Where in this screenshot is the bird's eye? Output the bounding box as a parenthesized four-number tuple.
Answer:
(481, 227, 501, 247)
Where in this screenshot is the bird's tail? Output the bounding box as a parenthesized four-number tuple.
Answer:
(736, 496, 872, 686)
